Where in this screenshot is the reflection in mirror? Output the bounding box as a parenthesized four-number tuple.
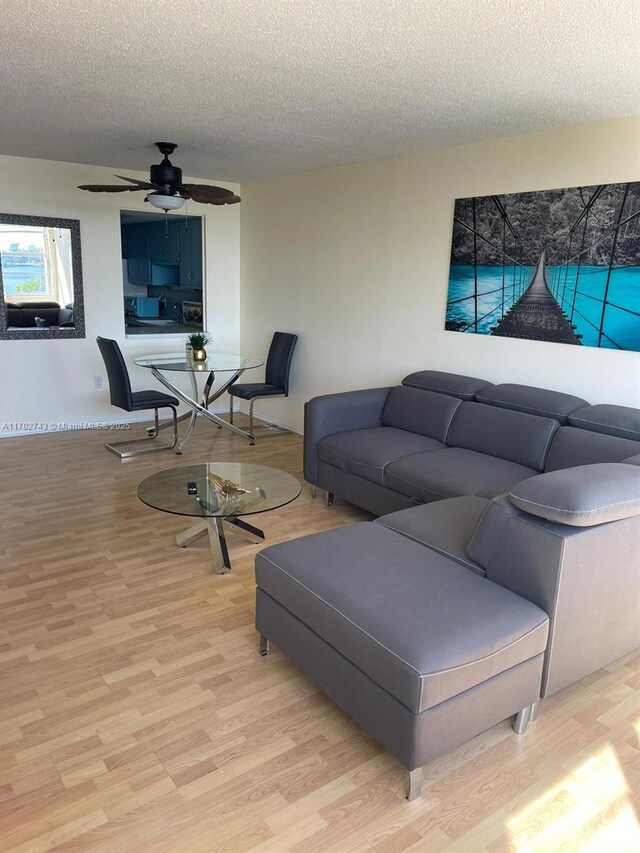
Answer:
(0, 214, 85, 339)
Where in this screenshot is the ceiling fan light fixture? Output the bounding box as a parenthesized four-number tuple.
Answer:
(146, 192, 185, 212)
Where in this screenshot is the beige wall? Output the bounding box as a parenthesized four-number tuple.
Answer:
(0, 155, 240, 433)
(241, 117, 640, 433)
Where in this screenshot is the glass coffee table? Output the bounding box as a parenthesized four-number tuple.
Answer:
(138, 462, 301, 573)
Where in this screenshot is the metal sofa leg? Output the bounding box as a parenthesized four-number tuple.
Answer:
(512, 704, 532, 735)
(310, 485, 317, 499)
(324, 490, 334, 507)
(529, 700, 540, 722)
(259, 634, 270, 656)
(407, 768, 423, 801)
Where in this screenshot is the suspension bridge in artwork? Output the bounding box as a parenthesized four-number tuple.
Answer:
(492, 251, 580, 344)
(446, 183, 640, 349)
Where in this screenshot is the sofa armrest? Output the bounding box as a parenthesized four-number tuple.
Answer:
(303, 387, 392, 484)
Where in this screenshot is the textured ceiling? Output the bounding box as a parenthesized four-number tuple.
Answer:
(1, 0, 638, 182)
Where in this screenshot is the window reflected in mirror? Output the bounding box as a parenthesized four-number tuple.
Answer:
(0, 214, 85, 340)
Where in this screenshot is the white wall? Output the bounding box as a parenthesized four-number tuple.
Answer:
(241, 117, 640, 432)
(0, 155, 240, 433)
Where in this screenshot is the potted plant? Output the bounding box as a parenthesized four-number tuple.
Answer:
(186, 332, 211, 361)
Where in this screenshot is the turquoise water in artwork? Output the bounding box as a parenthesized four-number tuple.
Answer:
(446, 264, 640, 351)
(446, 265, 534, 334)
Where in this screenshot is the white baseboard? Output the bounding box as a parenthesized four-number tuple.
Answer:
(236, 404, 303, 436)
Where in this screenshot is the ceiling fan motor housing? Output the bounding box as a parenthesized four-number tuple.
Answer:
(150, 161, 182, 190)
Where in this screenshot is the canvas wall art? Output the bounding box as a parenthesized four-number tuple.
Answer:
(445, 181, 640, 350)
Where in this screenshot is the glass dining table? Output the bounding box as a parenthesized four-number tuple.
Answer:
(135, 352, 264, 453)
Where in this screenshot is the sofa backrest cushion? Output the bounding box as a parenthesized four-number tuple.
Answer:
(447, 401, 558, 470)
(6, 302, 21, 327)
(6, 301, 62, 327)
(401, 370, 493, 400)
(508, 463, 640, 526)
(381, 386, 461, 442)
(475, 383, 588, 424)
(569, 404, 640, 442)
(545, 426, 640, 472)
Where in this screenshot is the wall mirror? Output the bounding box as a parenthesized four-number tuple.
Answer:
(0, 213, 85, 340)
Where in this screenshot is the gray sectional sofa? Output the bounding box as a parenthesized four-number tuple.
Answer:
(255, 371, 640, 799)
(304, 370, 640, 514)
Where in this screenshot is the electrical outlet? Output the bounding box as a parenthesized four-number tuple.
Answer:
(94, 376, 103, 389)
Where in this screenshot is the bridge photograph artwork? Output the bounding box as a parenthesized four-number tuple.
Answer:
(445, 181, 640, 351)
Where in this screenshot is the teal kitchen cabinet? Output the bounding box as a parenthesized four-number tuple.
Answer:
(178, 219, 203, 287)
(125, 223, 151, 285)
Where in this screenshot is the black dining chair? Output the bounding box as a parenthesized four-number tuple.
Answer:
(96, 336, 179, 458)
(228, 332, 298, 436)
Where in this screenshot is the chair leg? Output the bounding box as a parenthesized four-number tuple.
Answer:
(247, 394, 294, 438)
(249, 399, 255, 435)
(105, 406, 179, 459)
(229, 395, 234, 425)
(168, 406, 178, 449)
(147, 408, 160, 439)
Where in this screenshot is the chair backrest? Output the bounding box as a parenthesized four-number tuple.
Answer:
(264, 332, 298, 394)
(96, 336, 133, 411)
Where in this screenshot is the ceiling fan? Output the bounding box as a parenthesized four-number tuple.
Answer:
(78, 142, 240, 211)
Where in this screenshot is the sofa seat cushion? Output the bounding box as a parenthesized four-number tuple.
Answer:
(317, 427, 444, 485)
(384, 447, 537, 502)
(255, 523, 549, 714)
(375, 496, 488, 574)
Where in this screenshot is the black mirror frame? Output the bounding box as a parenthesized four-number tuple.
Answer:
(0, 213, 85, 340)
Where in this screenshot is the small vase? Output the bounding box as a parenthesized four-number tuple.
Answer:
(192, 348, 207, 362)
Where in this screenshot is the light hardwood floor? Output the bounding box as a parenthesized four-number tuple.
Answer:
(1, 418, 639, 852)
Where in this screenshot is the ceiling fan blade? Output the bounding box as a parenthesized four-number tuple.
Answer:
(77, 184, 142, 192)
(114, 175, 161, 190)
(181, 184, 241, 205)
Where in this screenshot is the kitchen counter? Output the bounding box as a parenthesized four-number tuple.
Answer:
(125, 321, 196, 336)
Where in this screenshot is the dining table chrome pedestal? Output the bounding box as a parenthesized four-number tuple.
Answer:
(135, 352, 263, 454)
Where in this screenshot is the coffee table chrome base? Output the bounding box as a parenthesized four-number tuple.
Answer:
(176, 516, 265, 573)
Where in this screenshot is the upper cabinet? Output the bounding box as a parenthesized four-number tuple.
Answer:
(125, 223, 151, 285)
(178, 220, 203, 287)
(122, 216, 202, 288)
(148, 221, 179, 264)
